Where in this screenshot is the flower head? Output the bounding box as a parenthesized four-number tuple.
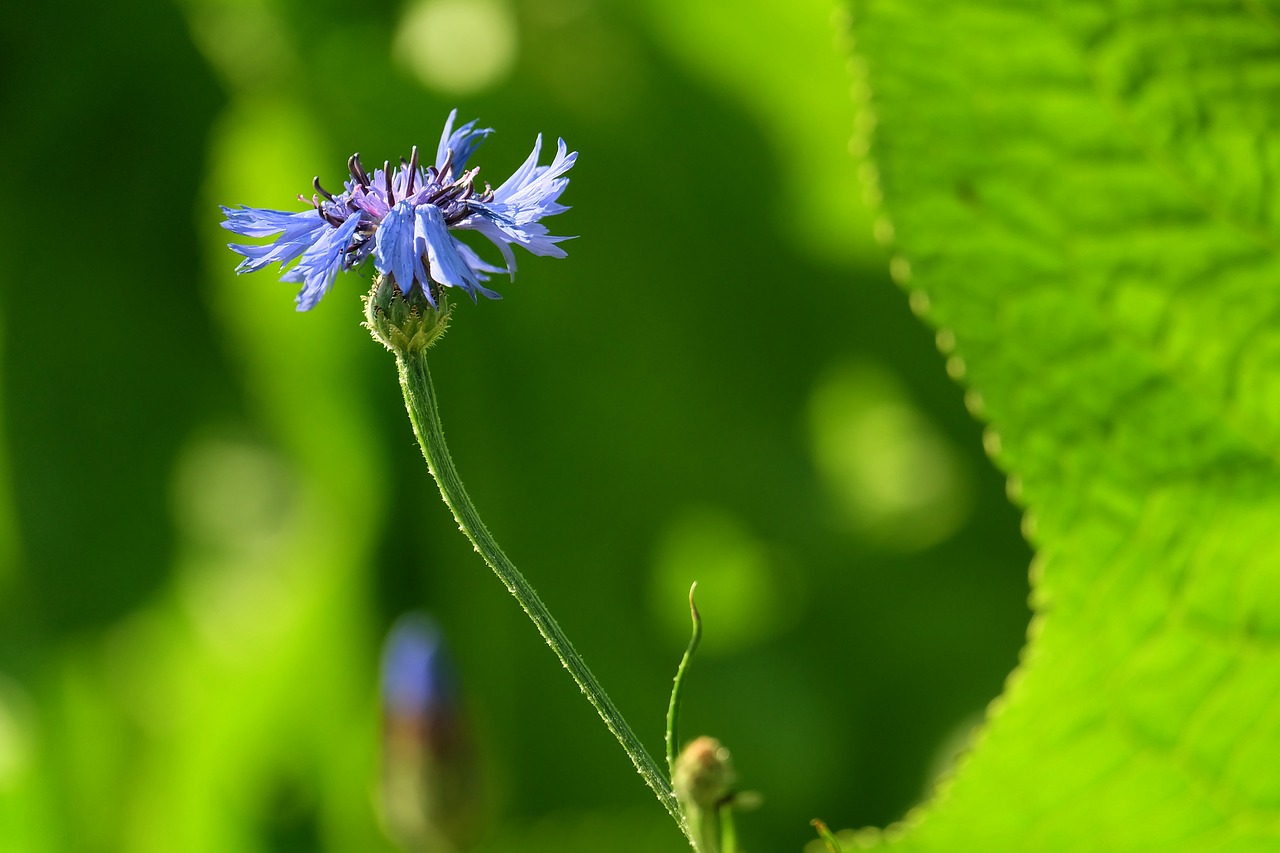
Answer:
(221, 111, 576, 311)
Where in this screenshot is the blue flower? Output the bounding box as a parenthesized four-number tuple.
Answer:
(382, 613, 457, 720)
(221, 111, 577, 311)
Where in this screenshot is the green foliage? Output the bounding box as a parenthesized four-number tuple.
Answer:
(1, 1, 1050, 851)
(842, 1, 1280, 849)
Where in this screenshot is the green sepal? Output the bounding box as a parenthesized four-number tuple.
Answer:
(364, 275, 452, 354)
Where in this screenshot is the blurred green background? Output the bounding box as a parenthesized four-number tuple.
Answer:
(0, 1, 1031, 850)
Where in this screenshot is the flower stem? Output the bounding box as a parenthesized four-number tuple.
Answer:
(394, 348, 690, 843)
(666, 583, 702, 779)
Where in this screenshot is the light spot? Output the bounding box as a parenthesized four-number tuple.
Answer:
(184, 0, 297, 91)
(907, 289, 929, 316)
(649, 508, 798, 655)
(830, 5, 853, 36)
(945, 356, 966, 380)
(1005, 475, 1023, 502)
(982, 427, 1002, 457)
(170, 434, 299, 657)
(935, 328, 956, 354)
(394, 0, 518, 95)
(807, 362, 971, 551)
(1028, 553, 1047, 588)
(0, 677, 33, 788)
(963, 389, 985, 417)
(851, 827, 883, 847)
(873, 217, 895, 245)
(171, 434, 295, 558)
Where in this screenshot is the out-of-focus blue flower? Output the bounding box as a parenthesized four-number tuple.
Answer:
(381, 613, 457, 721)
(380, 613, 480, 851)
(221, 111, 576, 311)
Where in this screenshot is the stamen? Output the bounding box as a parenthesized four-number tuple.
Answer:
(312, 176, 336, 202)
(316, 202, 344, 228)
(348, 153, 371, 187)
(406, 145, 420, 194)
(438, 148, 455, 181)
(384, 160, 394, 204)
(431, 185, 460, 206)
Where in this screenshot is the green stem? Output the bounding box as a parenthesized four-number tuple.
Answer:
(394, 348, 690, 843)
(666, 582, 702, 779)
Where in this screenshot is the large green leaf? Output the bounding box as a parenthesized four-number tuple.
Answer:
(841, 2, 1280, 849)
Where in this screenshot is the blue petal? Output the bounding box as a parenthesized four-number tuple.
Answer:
(221, 205, 319, 238)
(374, 201, 429, 300)
(416, 205, 501, 301)
(280, 213, 362, 311)
(465, 206, 572, 259)
(458, 217, 517, 277)
(452, 241, 509, 281)
(434, 109, 493, 175)
(222, 206, 331, 273)
(493, 134, 544, 200)
(492, 137, 577, 217)
(459, 135, 577, 263)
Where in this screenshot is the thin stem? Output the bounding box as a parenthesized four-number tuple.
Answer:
(394, 348, 691, 844)
(666, 582, 702, 779)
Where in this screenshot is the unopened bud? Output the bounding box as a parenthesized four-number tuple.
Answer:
(673, 736, 736, 812)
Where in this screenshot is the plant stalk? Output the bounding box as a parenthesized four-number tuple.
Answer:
(394, 348, 690, 844)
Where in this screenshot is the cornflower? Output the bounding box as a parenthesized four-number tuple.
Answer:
(221, 110, 576, 310)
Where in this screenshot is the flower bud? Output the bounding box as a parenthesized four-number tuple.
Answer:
(673, 736, 736, 812)
(364, 275, 452, 354)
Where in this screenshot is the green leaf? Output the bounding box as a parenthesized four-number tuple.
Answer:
(843, 1, 1280, 849)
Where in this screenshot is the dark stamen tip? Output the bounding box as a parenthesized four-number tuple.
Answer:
(312, 176, 336, 202)
(348, 153, 371, 187)
(406, 145, 420, 194)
